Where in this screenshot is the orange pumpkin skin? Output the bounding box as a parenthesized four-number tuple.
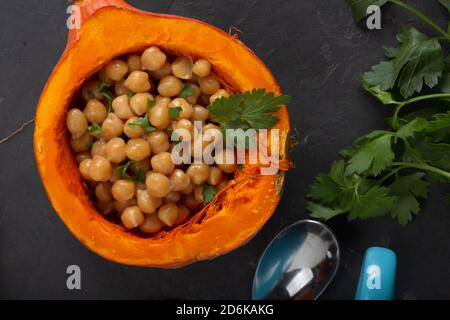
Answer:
(34, 0, 290, 268)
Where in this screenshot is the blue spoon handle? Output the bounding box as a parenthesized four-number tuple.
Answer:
(354, 246, 397, 300)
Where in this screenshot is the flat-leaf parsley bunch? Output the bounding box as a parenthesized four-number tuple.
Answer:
(307, 0, 450, 225)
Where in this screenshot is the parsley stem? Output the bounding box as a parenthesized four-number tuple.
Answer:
(392, 162, 450, 180)
(392, 93, 450, 128)
(389, 0, 450, 41)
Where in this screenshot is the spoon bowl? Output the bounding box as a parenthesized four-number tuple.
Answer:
(252, 220, 340, 300)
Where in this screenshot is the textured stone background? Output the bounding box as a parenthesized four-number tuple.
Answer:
(0, 0, 449, 299)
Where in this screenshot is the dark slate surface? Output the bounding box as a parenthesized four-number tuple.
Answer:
(0, 0, 449, 299)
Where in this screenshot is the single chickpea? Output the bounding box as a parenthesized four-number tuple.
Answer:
(95, 181, 113, 202)
(149, 61, 172, 80)
(79, 158, 92, 180)
(169, 98, 193, 119)
(207, 167, 223, 186)
(121, 206, 145, 229)
(141, 46, 167, 71)
(91, 139, 107, 157)
(139, 214, 165, 234)
(83, 100, 107, 125)
(158, 75, 183, 97)
(172, 57, 193, 79)
(147, 131, 170, 154)
(124, 116, 145, 138)
(111, 179, 136, 202)
(70, 132, 93, 153)
(193, 186, 204, 203)
(101, 113, 124, 140)
(130, 92, 153, 116)
(89, 155, 112, 182)
(209, 89, 230, 103)
(126, 138, 151, 161)
(146, 172, 171, 198)
(82, 80, 103, 101)
(136, 189, 162, 214)
(127, 54, 142, 72)
(105, 59, 129, 81)
(105, 137, 127, 164)
(193, 59, 211, 77)
(157, 203, 179, 227)
(192, 105, 210, 122)
(67, 108, 88, 139)
(151, 152, 175, 175)
(112, 95, 135, 119)
(169, 169, 191, 192)
(198, 75, 220, 95)
(149, 101, 170, 129)
(124, 71, 151, 93)
(186, 163, 210, 185)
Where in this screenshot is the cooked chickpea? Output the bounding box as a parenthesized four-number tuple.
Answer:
(151, 152, 174, 175)
(175, 119, 194, 137)
(121, 206, 144, 229)
(146, 172, 171, 198)
(98, 69, 114, 87)
(109, 164, 121, 183)
(91, 139, 107, 157)
(124, 71, 151, 93)
(192, 105, 210, 122)
(105, 59, 129, 81)
(136, 189, 162, 214)
(101, 113, 124, 140)
(70, 132, 92, 153)
(149, 102, 170, 129)
(158, 75, 183, 97)
(215, 148, 237, 173)
(84, 100, 107, 125)
(180, 181, 196, 195)
(114, 80, 129, 96)
(114, 198, 137, 213)
(150, 61, 172, 80)
(186, 163, 210, 185)
(79, 159, 92, 180)
(139, 214, 165, 234)
(198, 75, 220, 95)
(97, 200, 115, 215)
(105, 137, 127, 164)
(207, 167, 223, 186)
(181, 84, 201, 105)
(141, 46, 167, 71)
(127, 54, 142, 72)
(111, 179, 135, 202)
(67, 108, 88, 139)
(125, 138, 151, 161)
(95, 182, 113, 202)
(169, 98, 193, 119)
(193, 59, 211, 77)
(76, 151, 90, 164)
(158, 203, 179, 227)
(174, 205, 190, 225)
(124, 117, 145, 138)
(194, 186, 204, 202)
(169, 169, 191, 192)
(165, 191, 181, 203)
(210, 89, 230, 103)
(112, 95, 135, 119)
(130, 159, 151, 174)
(182, 194, 202, 211)
(82, 80, 103, 101)
(130, 93, 153, 116)
(89, 155, 112, 181)
(172, 57, 193, 79)
(147, 131, 170, 154)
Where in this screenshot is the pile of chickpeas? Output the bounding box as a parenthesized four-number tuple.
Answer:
(66, 46, 237, 234)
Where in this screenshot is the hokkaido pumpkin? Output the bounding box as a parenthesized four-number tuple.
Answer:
(34, 0, 290, 268)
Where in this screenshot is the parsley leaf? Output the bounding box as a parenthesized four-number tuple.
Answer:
(169, 106, 183, 120)
(439, 0, 450, 15)
(348, 0, 388, 23)
(180, 85, 195, 98)
(99, 82, 114, 112)
(351, 186, 396, 219)
(363, 27, 445, 99)
(118, 160, 133, 180)
(87, 122, 102, 136)
(389, 172, 429, 225)
(128, 99, 156, 133)
(127, 90, 134, 98)
(202, 185, 217, 203)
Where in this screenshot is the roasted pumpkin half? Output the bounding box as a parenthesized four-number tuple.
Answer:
(34, 0, 290, 268)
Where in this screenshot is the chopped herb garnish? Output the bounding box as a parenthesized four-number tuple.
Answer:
(202, 185, 217, 203)
(99, 82, 114, 113)
(135, 170, 146, 184)
(169, 106, 183, 119)
(118, 160, 133, 180)
(180, 84, 196, 98)
(87, 122, 102, 136)
(127, 99, 157, 133)
(127, 90, 134, 98)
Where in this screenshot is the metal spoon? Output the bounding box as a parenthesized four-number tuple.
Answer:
(252, 219, 340, 300)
